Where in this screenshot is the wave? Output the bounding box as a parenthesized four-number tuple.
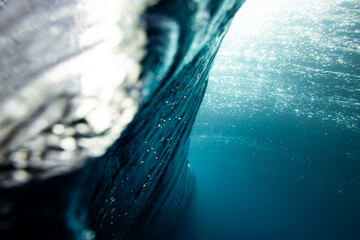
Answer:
(0, 0, 245, 239)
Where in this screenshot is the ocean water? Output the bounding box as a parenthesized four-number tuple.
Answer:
(189, 0, 360, 239)
(1, 0, 359, 239)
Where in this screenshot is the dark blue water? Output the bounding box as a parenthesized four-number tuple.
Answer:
(189, 0, 360, 239)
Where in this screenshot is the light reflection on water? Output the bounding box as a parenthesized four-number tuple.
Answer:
(204, 0, 360, 131)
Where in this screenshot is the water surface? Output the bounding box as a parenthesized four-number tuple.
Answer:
(190, 0, 360, 239)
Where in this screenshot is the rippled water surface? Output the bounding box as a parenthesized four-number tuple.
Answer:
(190, 0, 360, 239)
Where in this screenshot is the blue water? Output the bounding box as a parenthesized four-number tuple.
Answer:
(189, 0, 360, 239)
(2, 0, 359, 239)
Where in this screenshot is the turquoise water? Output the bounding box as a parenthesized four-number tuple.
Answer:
(190, 0, 360, 239)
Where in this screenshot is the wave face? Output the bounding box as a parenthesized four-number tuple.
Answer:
(0, 0, 245, 239)
(86, 0, 246, 239)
